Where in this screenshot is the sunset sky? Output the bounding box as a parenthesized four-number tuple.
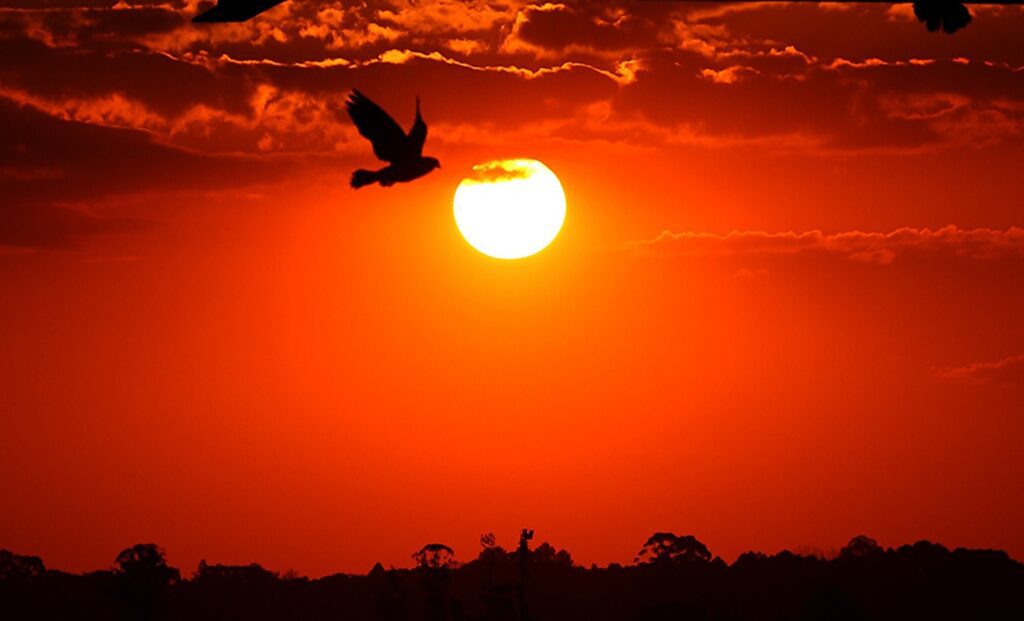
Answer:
(2, 0, 1023, 578)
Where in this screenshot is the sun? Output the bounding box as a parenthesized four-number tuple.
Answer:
(453, 159, 566, 259)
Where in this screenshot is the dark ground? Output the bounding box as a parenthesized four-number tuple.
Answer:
(2, 532, 1021, 620)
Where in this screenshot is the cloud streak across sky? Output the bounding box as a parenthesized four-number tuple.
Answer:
(625, 226, 1024, 264)
(3, 1, 1024, 156)
(936, 353, 1024, 387)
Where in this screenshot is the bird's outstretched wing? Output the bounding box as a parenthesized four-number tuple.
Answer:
(408, 97, 427, 156)
(193, 0, 285, 23)
(345, 90, 409, 163)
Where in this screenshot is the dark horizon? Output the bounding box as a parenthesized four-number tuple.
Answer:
(3, 532, 1022, 620)
(4, 531, 1023, 578)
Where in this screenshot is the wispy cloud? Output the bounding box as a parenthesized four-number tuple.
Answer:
(936, 354, 1024, 387)
(625, 226, 1024, 264)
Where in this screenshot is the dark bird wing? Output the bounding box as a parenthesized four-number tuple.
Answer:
(193, 0, 286, 23)
(345, 90, 409, 163)
(408, 96, 427, 156)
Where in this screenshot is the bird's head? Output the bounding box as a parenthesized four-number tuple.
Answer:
(425, 156, 441, 170)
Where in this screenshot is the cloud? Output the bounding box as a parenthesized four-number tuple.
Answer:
(4, 0, 1024, 165)
(498, 1, 669, 62)
(936, 354, 1024, 388)
(625, 226, 1024, 264)
(698, 65, 759, 84)
(461, 159, 533, 183)
(878, 92, 970, 121)
(364, 48, 641, 85)
(444, 37, 488, 56)
(376, 0, 520, 35)
(0, 202, 147, 250)
(826, 57, 935, 70)
(0, 97, 312, 252)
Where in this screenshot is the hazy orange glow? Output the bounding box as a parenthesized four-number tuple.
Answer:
(1, 0, 1023, 578)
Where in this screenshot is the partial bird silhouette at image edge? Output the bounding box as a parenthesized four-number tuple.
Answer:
(192, 0, 285, 23)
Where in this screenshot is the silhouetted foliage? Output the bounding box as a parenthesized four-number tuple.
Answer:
(113, 544, 179, 585)
(1, 535, 1021, 620)
(841, 534, 885, 560)
(0, 549, 45, 584)
(634, 532, 712, 564)
(413, 544, 457, 571)
(530, 543, 571, 568)
(194, 559, 278, 584)
(412, 544, 458, 621)
(516, 529, 534, 621)
(111, 543, 180, 619)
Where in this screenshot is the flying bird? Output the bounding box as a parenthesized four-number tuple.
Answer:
(344, 90, 440, 189)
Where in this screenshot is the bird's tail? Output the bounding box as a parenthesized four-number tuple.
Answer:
(350, 169, 379, 189)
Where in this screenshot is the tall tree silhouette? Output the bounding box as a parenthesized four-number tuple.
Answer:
(112, 543, 179, 619)
(413, 544, 456, 621)
(516, 529, 534, 621)
(370, 562, 410, 621)
(476, 533, 515, 621)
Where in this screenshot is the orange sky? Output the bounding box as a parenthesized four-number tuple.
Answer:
(2, 0, 1023, 577)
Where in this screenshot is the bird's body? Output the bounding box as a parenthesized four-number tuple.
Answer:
(345, 90, 440, 189)
(351, 159, 440, 188)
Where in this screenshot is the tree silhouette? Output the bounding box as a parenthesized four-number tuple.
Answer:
(517, 529, 534, 621)
(113, 543, 179, 584)
(1, 535, 1021, 620)
(531, 543, 572, 568)
(840, 534, 885, 560)
(413, 543, 456, 570)
(476, 533, 515, 621)
(0, 549, 45, 584)
(370, 562, 410, 621)
(634, 533, 712, 564)
(413, 544, 456, 621)
(112, 543, 179, 619)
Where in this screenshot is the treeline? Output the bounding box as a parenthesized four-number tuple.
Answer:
(1, 531, 1022, 620)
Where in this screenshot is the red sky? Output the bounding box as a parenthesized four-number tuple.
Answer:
(2, 0, 1023, 577)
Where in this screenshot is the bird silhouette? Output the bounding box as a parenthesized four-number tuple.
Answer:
(192, 0, 285, 23)
(345, 90, 440, 189)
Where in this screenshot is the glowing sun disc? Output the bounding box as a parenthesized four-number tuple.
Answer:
(453, 159, 566, 259)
